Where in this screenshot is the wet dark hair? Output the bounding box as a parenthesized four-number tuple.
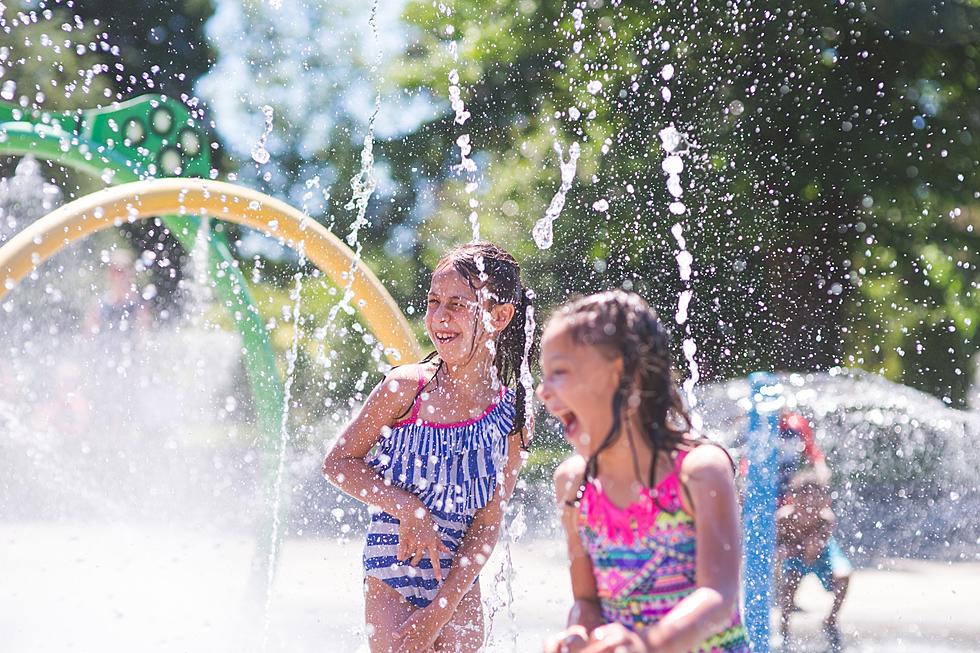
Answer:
(403, 241, 535, 444)
(548, 289, 692, 487)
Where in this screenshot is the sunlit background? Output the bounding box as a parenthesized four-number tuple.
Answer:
(1, 1, 979, 651)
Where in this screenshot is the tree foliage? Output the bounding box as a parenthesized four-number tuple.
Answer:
(391, 0, 980, 405)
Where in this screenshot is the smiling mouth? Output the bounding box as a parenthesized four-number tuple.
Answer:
(433, 331, 459, 345)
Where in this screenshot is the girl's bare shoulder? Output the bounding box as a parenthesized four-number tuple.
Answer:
(553, 455, 587, 504)
(680, 442, 736, 485)
(364, 364, 424, 418)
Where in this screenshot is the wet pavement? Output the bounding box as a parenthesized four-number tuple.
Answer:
(1, 524, 977, 652)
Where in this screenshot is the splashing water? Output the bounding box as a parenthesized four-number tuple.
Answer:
(532, 141, 580, 250)
(448, 69, 470, 125)
(0, 157, 62, 245)
(444, 4, 480, 242)
(261, 261, 305, 652)
(658, 124, 691, 155)
(519, 289, 537, 433)
(485, 502, 527, 651)
(343, 111, 379, 248)
(659, 125, 690, 216)
(697, 369, 980, 562)
(671, 223, 700, 411)
(184, 216, 214, 328)
(326, 0, 382, 331)
(251, 105, 274, 165)
(660, 124, 700, 418)
(452, 132, 481, 241)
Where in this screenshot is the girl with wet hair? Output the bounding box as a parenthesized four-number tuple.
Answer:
(323, 241, 534, 653)
(538, 290, 750, 653)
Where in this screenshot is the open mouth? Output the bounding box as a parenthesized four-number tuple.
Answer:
(433, 330, 459, 345)
(554, 409, 580, 440)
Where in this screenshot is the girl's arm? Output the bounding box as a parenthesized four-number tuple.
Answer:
(637, 445, 743, 653)
(394, 427, 529, 651)
(554, 455, 604, 633)
(429, 427, 529, 610)
(543, 456, 603, 653)
(321, 365, 433, 541)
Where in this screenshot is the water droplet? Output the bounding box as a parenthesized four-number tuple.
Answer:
(662, 156, 684, 175)
(251, 146, 270, 165)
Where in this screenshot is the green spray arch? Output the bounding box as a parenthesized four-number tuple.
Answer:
(0, 96, 284, 441)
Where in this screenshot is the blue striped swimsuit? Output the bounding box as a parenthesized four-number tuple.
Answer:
(363, 375, 516, 608)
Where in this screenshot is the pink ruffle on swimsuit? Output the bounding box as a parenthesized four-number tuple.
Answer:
(577, 448, 752, 652)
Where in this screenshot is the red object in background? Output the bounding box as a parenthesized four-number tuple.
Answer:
(736, 411, 825, 481)
(779, 412, 825, 465)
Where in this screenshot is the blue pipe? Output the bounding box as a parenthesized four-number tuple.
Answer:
(741, 371, 783, 652)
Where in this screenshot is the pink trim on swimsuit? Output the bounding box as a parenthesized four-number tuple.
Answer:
(580, 450, 689, 546)
(576, 445, 752, 651)
(391, 368, 507, 430)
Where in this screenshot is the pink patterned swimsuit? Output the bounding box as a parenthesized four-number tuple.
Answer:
(577, 448, 752, 652)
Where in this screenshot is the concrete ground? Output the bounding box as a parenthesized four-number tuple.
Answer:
(1, 523, 977, 652)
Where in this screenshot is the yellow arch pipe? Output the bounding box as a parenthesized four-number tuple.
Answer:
(0, 178, 422, 364)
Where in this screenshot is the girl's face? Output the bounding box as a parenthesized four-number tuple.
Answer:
(536, 320, 623, 457)
(424, 266, 513, 367)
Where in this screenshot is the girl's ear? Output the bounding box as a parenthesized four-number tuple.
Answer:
(489, 302, 517, 332)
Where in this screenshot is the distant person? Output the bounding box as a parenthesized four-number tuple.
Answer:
(776, 410, 831, 502)
(540, 291, 750, 653)
(322, 242, 533, 653)
(777, 471, 851, 652)
(84, 248, 150, 335)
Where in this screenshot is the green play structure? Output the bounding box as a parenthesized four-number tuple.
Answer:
(0, 95, 284, 445)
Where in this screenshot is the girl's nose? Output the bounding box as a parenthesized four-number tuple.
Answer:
(535, 380, 549, 402)
(432, 304, 449, 323)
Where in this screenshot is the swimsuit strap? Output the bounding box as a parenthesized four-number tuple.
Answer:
(672, 447, 690, 476)
(406, 365, 427, 423)
(671, 441, 738, 513)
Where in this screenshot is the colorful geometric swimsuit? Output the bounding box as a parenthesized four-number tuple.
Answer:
(577, 447, 753, 652)
(363, 374, 515, 608)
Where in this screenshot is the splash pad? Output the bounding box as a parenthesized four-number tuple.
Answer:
(0, 176, 420, 361)
(1, 2, 979, 651)
(0, 176, 422, 652)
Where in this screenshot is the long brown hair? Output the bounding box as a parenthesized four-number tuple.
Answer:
(548, 289, 691, 486)
(414, 241, 535, 442)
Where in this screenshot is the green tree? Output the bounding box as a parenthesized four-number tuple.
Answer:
(393, 0, 980, 405)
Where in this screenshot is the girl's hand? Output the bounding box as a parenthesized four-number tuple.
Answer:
(398, 504, 452, 581)
(580, 623, 647, 653)
(543, 625, 589, 653)
(393, 604, 447, 652)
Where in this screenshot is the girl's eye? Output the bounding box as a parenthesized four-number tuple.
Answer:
(426, 299, 438, 306)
